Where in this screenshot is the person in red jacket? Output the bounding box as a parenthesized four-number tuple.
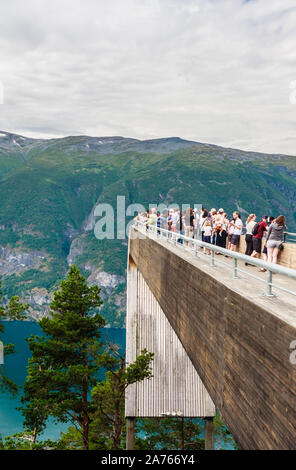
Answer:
(251, 215, 268, 259)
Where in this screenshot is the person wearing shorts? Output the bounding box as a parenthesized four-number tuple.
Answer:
(265, 215, 286, 265)
(228, 220, 234, 249)
(261, 216, 275, 263)
(229, 211, 243, 251)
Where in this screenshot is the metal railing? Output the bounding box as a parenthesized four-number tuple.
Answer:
(284, 232, 296, 243)
(133, 222, 296, 298)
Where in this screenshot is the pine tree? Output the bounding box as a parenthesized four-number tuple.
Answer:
(90, 344, 153, 449)
(21, 265, 106, 450)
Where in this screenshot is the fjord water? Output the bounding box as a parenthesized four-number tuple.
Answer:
(0, 321, 126, 440)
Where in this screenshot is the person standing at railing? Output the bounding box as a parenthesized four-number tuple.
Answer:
(158, 209, 169, 230)
(265, 215, 286, 265)
(215, 208, 228, 249)
(184, 208, 194, 240)
(245, 214, 256, 261)
(203, 219, 212, 255)
(178, 211, 184, 244)
(146, 207, 158, 227)
(167, 209, 173, 232)
(250, 215, 268, 260)
(227, 215, 235, 249)
(261, 216, 275, 266)
(229, 211, 243, 251)
(171, 208, 180, 233)
(210, 208, 217, 244)
(193, 208, 200, 239)
(200, 209, 213, 242)
(138, 211, 147, 225)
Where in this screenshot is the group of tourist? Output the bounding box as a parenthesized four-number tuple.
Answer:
(136, 207, 287, 270)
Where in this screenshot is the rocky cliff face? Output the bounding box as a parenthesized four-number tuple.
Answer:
(0, 204, 126, 323)
(24, 287, 53, 321)
(0, 247, 47, 275)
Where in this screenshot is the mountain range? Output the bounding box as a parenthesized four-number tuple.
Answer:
(0, 130, 295, 326)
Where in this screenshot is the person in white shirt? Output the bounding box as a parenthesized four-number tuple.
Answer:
(203, 219, 212, 255)
(199, 209, 209, 241)
(245, 213, 256, 257)
(171, 209, 180, 233)
(229, 211, 243, 251)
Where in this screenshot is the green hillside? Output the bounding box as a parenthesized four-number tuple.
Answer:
(0, 131, 295, 326)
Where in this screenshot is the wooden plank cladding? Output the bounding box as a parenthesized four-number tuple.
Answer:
(128, 226, 296, 450)
(125, 266, 215, 418)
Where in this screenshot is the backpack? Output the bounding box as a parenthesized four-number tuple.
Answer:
(252, 223, 260, 236)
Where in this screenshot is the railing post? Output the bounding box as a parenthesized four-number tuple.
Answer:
(210, 249, 215, 267)
(266, 270, 273, 297)
(233, 258, 238, 279)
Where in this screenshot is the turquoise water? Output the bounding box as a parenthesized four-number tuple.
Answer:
(0, 321, 126, 440)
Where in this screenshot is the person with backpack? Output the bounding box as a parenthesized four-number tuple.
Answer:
(250, 215, 268, 259)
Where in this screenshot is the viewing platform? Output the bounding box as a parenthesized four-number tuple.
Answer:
(126, 223, 296, 450)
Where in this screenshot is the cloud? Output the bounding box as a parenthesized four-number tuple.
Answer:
(0, 0, 295, 154)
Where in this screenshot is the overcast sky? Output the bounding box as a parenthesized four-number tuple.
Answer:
(0, 0, 296, 154)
